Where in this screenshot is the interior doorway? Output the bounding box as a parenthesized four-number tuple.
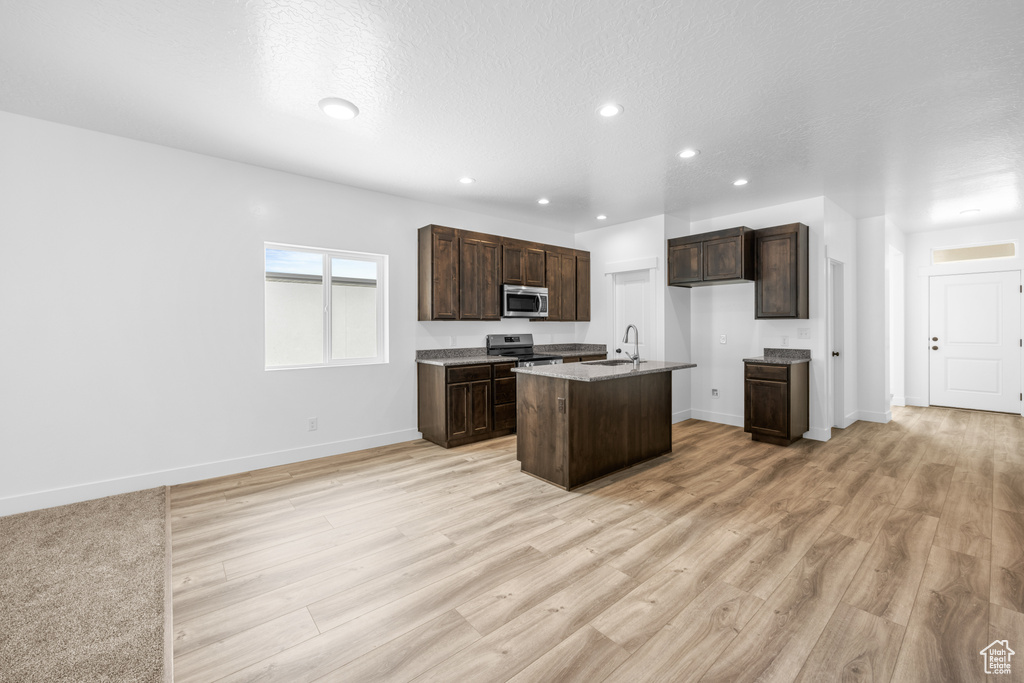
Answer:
(929, 270, 1021, 413)
(827, 259, 845, 428)
(611, 269, 653, 360)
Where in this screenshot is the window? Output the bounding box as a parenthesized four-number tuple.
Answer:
(265, 243, 387, 369)
(932, 241, 1016, 264)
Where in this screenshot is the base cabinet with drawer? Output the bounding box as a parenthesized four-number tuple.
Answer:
(743, 362, 809, 446)
(418, 363, 516, 448)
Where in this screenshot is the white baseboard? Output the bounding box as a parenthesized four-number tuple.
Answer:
(690, 410, 744, 428)
(906, 396, 929, 407)
(891, 395, 907, 407)
(857, 410, 892, 424)
(672, 409, 693, 424)
(0, 428, 422, 518)
(805, 428, 832, 442)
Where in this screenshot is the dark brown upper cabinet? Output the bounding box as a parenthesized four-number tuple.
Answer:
(458, 232, 501, 320)
(418, 225, 459, 320)
(419, 225, 591, 322)
(667, 227, 754, 287)
(575, 253, 591, 322)
(502, 239, 545, 287)
(543, 249, 577, 321)
(755, 223, 808, 319)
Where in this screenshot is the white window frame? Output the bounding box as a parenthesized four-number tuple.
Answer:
(265, 241, 389, 370)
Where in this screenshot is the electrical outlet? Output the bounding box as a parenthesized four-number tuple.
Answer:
(798, 328, 810, 339)
(449, 336, 457, 347)
(307, 417, 318, 431)
(781, 336, 790, 347)
(719, 334, 727, 344)
(711, 388, 719, 398)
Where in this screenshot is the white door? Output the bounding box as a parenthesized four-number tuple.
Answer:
(612, 270, 652, 360)
(929, 271, 1021, 413)
(828, 259, 845, 428)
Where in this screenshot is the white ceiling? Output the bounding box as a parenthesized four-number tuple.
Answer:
(2, 0, 1022, 233)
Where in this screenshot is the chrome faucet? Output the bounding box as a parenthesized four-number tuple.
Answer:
(621, 324, 640, 369)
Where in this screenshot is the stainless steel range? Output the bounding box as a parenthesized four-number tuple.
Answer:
(485, 333, 563, 367)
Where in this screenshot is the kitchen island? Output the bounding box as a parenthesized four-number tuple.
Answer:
(513, 360, 695, 489)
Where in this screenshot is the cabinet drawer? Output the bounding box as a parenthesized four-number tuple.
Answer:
(494, 376, 517, 404)
(447, 364, 492, 383)
(579, 354, 607, 362)
(493, 362, 516, 379)
(744, 363, 789, 382)
(562, 356, 581, 364)
(494, 403, 516, 430)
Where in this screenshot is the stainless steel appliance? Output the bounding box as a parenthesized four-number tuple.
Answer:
(486, 333, 563, 367)
(502, 285, 549, 318)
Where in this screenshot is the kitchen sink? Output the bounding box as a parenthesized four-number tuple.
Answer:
(582, 359, 648, 366)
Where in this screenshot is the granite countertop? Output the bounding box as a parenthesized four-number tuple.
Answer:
(742, 348, 811, 365)
(513, 359, 696, 382)
(416, 344, 607, 367)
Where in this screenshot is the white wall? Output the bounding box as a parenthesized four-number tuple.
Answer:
(825, 199, 860, 427)
(665, 214, 692, 422)
(687, 198, 831, 439)
(857, 216, 889, 422)
(904, 220, 1024, 408)
(0, 111, 577, 515)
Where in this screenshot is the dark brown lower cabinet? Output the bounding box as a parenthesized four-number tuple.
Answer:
(743, 362, 809, 446)
(418, 362, 515, 448)
(516, 371, 672, 489)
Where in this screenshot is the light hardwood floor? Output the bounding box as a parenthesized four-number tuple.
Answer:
(171, 407, 1024, 682)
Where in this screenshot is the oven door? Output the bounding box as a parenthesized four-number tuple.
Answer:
(503, 285, 548, 318)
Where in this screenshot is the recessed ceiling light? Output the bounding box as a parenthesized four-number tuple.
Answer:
(459, 177, 475, 184)
(318, 97, 359, 120)
(537, 198, 550, 205)
(733, 178, 748, 186)
(596, 215, 607, 220)
(679, 149, 700, 159)
(960, 208, 981, 215)
(597, 103, 623, 118)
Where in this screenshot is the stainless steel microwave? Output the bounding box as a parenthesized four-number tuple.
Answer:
(502, 285, 548, 318)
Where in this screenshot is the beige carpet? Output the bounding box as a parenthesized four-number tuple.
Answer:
(0, 488, 168, 683)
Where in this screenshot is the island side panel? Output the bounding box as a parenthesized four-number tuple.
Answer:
(566, 375, 641, 489)
(639, 371, 672, 458)
(516, 373, 569, 487)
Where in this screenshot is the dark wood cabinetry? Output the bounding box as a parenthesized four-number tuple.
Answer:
(668, 227, 754, 287)
(575, 253, 591, 321)
(544, 249, 578, 321)
(743, 362, 809, 446)
(418, 362, 515, 448)
(418, 225, 460, 320)
(502, 240, 546, 287)
(419, 225, 591, 321)
(458, 232, 501, 320)
(517, 371, 672, 489)
(755, 223, 809, 319)
(560, 354, 607, 364)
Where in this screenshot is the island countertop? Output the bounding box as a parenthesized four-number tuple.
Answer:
(513, 359, 696, 382)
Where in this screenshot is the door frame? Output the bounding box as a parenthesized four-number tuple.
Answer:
(827, 258, 847, 429)
(604, 256, 662, 361)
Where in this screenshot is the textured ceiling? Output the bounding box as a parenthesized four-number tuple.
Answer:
(1, 0, 1022, 232)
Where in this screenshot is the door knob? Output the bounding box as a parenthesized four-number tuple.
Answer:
(832, 351, 840, 357)
(931, 345, 939, 350)
(931, 337, 938, 341)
